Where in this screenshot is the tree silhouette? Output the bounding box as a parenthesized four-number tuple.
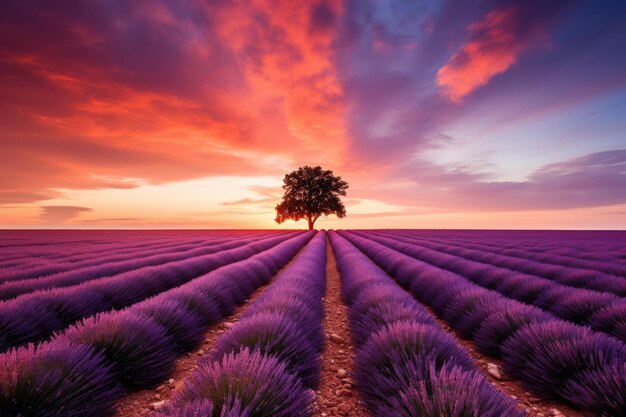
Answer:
(275, 166, 348, 230)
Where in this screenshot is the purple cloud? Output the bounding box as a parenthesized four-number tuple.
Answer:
(381, 150, 626, 212)
(39, 206, 92, 223)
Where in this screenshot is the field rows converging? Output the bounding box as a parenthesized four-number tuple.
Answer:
(374, 229, 626, 265)
(0, 232, 279, 298)
(111, 234, 316, 416)
(0, 230, 315, 416)
(349, 232, 625, 342)
(330, 231, 523, 417)
(0, 231, 273, 273)
(0, 230, 624, 417)
(384, 230, 626, 278)
(339, 231, 625, 416)
(0, 232, 303, 352)
(0, 231, 211, 263)
(0, 231, 275, 282)
(368, 230, 626, 296)
(152, 231, 327, 416)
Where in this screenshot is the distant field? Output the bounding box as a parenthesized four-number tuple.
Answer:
(0, 229, 624, 417)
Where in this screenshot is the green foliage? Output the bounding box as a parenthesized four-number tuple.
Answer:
(275, 166, 348, 229)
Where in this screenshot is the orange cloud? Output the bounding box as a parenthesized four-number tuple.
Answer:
(0, 0, 351, 209)
(2, 0, 622, 230)
(210, 0, 348, 161)
(436, 5, 546, 103)
(0, 4, 349, 207)
(39, 206, 92, 224)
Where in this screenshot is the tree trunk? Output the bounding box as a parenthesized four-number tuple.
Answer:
(307, 216, 314, 230)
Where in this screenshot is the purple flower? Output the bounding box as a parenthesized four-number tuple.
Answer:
(242, 297, 324, 351)
(173, 348, 313, 417)
(136, 298, 205, 352)
(0, 301, 63, 352)
(349, 301, 434, 347)
(355, 321, 474, 404)
(163, 288, 222, 325)
(0, 340, 121, 417)
(589, 301, 626, 343)
(473, 307, 551, 357)
(378, 364, 524, 417)
(502, 321, 626, 406)
(562, 361, 626, 415)
(62, 312, 177, 388)
(441, 289, 506, 339)
(550, 290, 619, 325)
(212, 313, 321, 388)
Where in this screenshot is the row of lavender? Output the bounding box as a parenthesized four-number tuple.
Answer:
(330, 231, 523, 416)
(0, 232, 279, 299)
(0, 233, 207, 270)
(386, 232, 626, 282)
(0, 231, 275, 282)
(0, 231, 286, 276)
(0, 233, 300, 352)
(340, 231, 625, 416)
(357, 231, 626, 343)
(0, 231, 224, 268)
(399, 229, 626, 261)
(151, 231, 327, 416)
(0, 232, 314, 416)
(464, 230, 626, 262)
(0, 235, 212, 280)
(376, 230, 626, 289)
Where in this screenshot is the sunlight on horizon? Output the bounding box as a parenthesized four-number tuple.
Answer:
(0, 1, 624, 229)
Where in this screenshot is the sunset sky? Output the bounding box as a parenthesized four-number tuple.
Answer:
(1, 0, 625, 229)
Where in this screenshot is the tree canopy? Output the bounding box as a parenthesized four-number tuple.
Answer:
(275, 166, 348, 230)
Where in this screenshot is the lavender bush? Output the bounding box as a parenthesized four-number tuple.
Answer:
(0, 340, 121, 417)
(0, 232, 314, 416)
(212, 313, 321, 388)
(63, 312, 177, 388)
(0, 232, 301, 352)
(136, 298, 206, 352)
(378, 364, 523, 417)
(340, 230, 626, 415)
(173, 349, 313, 417)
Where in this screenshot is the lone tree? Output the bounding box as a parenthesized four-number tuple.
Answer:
(275, 166, 348, 230)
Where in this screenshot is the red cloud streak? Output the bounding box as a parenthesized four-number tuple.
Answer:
(0, 0, 624, 228)
(437, 5, 548, 103)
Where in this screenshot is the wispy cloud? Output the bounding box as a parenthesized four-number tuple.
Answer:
(436, 2, 568, 102)
(0, 0, 625, 228)
(39, 206, 92, 223)
(221, 198, 274, 206)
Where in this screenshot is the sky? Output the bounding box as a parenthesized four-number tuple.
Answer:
(1, 0, 625, 229)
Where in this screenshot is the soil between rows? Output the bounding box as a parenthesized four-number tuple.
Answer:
(311, 238, 368, 417)
(112, 240, 309, 416)
(112, 290, 267, 416)
(419, 303, 586, 417)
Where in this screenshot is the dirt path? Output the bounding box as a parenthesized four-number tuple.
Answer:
(112, 293, 264, 416)
(311, 238, 368, 417)
(112, 243, 309, 416)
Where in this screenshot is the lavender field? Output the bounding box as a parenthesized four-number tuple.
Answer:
(0, 229, 624, 417)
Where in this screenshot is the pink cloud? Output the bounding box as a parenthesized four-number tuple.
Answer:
(39, 206, 92, 224)
(437, 5, 550, 103)
(0, 0, 348, 205)
(0, 0, 622, 229)
(377, 150, 626, 213)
